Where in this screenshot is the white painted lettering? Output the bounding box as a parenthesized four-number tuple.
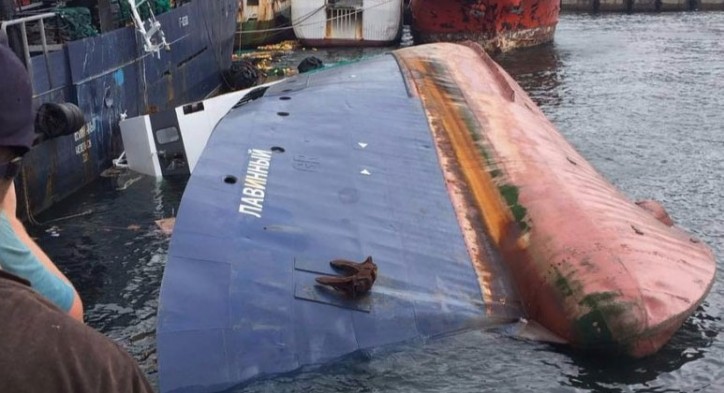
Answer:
(248, 163, 268, 174)
(239, 205, 261, 218)
(243, 188, 264, 198)
(238, 149, 273, 218)
(244, 177, 267, 189)
(74, 139, 93, 155)
(74, 121, 95, 155)
(246, 170, 267, 180)
(250, 158, 270, 167)
(241, 197, 264, 209)
(250, 149, 272, 159)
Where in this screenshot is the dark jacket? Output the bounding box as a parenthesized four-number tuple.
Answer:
(0, 270, 154, 393)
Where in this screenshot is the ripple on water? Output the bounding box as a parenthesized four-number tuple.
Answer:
(29, 176, 184, 389)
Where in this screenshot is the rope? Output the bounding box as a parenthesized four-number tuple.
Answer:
(20, 167, 40, 226)
(39, 209, 94, 224)
(43, 222, 152, 232)
(20, 167, 94, 227)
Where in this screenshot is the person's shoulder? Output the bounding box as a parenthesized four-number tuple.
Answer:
(0, 272, 154, 393)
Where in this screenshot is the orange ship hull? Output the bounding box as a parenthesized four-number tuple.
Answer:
(409, 0, 560, 52)
(394, 43, 716, 356)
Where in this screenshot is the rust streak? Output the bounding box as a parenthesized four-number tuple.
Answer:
(395, 50, 519, 312)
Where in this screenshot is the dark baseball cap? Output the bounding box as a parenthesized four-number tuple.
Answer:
(0, 43, 36, 153)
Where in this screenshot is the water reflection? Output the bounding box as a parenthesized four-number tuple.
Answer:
(494, 42, 566, 110)
(550, 305, 719, 392)
(232, 330, 568, 393)
(231, 307, 720, 393)
(27, 175, 186, 386)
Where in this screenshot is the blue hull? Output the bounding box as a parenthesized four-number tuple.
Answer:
(157, 53, 523, 393)
(18, 0, 238, 217)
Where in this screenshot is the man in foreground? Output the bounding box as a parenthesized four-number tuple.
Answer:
(0, 182, 85, 321)
(0, 38, 154, 393)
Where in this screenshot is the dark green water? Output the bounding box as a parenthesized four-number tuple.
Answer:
(31, 12, 724, 392)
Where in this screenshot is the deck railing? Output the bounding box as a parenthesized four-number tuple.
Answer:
(1, 12, 59, 87)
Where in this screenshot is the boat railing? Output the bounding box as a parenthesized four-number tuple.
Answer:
(327, 0, 364, 10)
(1, 12, 59, 87)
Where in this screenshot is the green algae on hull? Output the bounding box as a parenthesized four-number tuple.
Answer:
(553, 268, 640, 352)
(430, 60, 531, 234)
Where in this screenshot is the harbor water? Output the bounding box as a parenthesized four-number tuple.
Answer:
(30, 12, 724, 392)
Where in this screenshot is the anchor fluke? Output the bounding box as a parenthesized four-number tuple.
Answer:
(315, 256, 377, 298)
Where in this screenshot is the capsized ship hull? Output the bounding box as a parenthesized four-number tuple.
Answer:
(409, 0, 560, 52)
(394, 43, 715, 357)
(3, 0, 238, 218)
(156, 43, 715, 392)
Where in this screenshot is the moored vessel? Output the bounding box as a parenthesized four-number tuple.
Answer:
(0, 0, 238, 218)
(235, 0, 292, 48)
(292, 0, 404, 47)
(409, 0, 560, 52)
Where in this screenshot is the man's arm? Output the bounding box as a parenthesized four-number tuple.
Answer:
(0, 182, 84, 321)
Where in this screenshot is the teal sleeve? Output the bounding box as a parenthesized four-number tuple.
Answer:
(0, 212, 75, 312)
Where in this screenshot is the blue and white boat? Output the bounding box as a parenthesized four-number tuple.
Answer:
(1, 0, 238, 217)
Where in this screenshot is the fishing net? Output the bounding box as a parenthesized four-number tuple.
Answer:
(56, 7, 99, 40)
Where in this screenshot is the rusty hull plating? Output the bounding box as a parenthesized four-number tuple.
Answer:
(394, 43, 715, 357)
(409, 0, 560, 52)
